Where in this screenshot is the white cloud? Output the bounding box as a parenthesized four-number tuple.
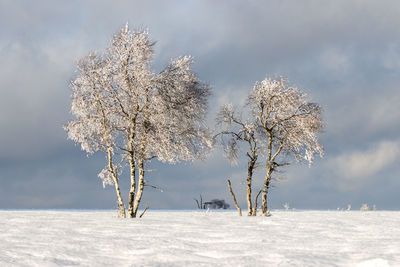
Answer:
(331, 140, 400, 179)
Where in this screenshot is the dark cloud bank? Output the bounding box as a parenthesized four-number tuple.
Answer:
(1, 0, 399, 210)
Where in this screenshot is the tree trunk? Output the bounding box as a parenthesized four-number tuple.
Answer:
(128, 109, 139, 218)
(113, 178, 126, 218)
(227, 179, 242, 216)
(262, 132, 272, 216)
(246, 160, 255, 216)
(253, 189, 262, 216)
(132, 96, 149, 218)
(127, 151, 136, 218)
(98, 99, 125, 218)
(261, 175, 270, 216)
(107, 148, 126, 218)
(132, 155, 145, 217)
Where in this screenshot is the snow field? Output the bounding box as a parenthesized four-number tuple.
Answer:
(0, 210, 399, 266)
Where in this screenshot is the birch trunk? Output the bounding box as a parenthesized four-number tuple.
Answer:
(127, 151, 136, 218)
(128, 112, 139, 218)
(97, 97, 126, 218)
(246, 160, 255, 216)
(261, 172, 271, 216)
(228, 179, 242, 216)
(262, 132, 272, 216)
(131, 93, 149, 218)
(132, 154, 145, 217)
(253, 189, 262, 216)
(107, 148, 126, 218)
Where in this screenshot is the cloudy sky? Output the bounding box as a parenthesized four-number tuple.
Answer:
(1, 0, 400, 210)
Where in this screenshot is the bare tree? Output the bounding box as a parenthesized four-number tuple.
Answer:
(249, 77, 323, 216)
(65, 24, 211, 218)
(194, 195, 204, 209)
(217, 77, 323, 216)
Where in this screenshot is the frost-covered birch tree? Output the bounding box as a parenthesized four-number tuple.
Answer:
(249, 77, 323, 216)
(107, 25, 211, 218)
(64, 52, 127, 217)
(217, 77, 323, 216)
(65, 24, 211, 218)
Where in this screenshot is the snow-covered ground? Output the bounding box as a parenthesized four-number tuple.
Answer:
(0, 210, 399, 266)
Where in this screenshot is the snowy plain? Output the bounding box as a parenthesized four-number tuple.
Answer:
(0, 210, 399, 266)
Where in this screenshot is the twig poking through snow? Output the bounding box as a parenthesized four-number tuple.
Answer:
(139, 206, 149, 218)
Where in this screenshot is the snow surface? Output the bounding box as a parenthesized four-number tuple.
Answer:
(0, 210, 399, 266)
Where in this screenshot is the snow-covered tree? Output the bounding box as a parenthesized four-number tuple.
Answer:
(64, 52, 127, 217)
(217, 77, 323, 216)
(249, 77, 323, 216)
(65, 24, 211, 218)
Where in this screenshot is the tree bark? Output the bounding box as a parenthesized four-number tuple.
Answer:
(107, 148, 126, 218)
(246, 160, 255, 216)
(127, 151, 136, 218)
(128, 112, 139, 218)
(228, 179, 242, 216)
(261, 175, 270, 216)
(132, 154, 145, 217)
(262, 132, 272, 216)
(253, 189, 262, 216)
(131, 92, 150, 218)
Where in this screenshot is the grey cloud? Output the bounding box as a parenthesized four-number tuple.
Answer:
(1, 0, 400, 209)
(0, 41, 71, 159)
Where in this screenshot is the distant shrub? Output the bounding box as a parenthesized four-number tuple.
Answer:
(360, 204, 370, 211)
(283, 203, 290, 211)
